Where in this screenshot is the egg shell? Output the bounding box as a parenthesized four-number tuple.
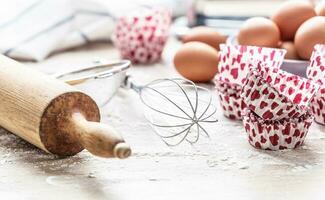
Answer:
(182, 26, 227, 50)
(237, 17, 280, 48)
(174, 42, 219, 82)
(280, 41, 300, 60)
(271, 0, 316, 41)
(295, 16, 325, 60)
(315, 1, 325, 16)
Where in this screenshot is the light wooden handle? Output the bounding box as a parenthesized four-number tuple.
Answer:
(69, 113, 131, 159)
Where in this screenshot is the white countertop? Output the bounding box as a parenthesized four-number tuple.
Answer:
(1, 39, 325, 200)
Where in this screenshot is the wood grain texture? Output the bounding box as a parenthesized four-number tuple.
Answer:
(40, 92, 100, 156)
(0, 55, 75, 151)
(0, 54, 130, 158)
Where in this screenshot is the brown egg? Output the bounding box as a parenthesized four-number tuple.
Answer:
(280, 41, 300, 60)
(294, 16, 325, 59)
(271, 0, 316, 41)
(182, 26, 227, 50)
(315, 1, 325, 16)
(237, 17, 280, 48)
(173, 42, 219, 82)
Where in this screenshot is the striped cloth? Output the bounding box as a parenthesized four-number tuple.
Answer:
(0, 0, 189, 61)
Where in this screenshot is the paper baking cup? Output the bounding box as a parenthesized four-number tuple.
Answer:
(112, 8, 171, 64)
(242, 67, 319, 120)
(307, 44, 325, 125)
(307, 44, 325, 85)
(215, 77, 245, 120)
(215, 75, 242, 95)
(218, 44, 286, 86)
(243, 109, 313, 150)
(311, 86, 325, 125)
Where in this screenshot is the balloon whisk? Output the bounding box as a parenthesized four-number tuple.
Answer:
(124, 76, 218, 146)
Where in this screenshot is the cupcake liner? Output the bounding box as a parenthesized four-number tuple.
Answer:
(242, 67, 319, 120)
(307, 44, 325, 85)
(307, 44, 325, 125)
(215, 76, 245, 120)
(311, 86, 325, 125)
(112, 8, 171, 64)
(215, 75, 242, 95)
(217, 89, 245, 120)
(243, 109, 313, 150)
(215, 45, 285, 120)
(218, 44, 286, 86)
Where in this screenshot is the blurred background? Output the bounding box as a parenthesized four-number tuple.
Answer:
(0, 0, 301, 61)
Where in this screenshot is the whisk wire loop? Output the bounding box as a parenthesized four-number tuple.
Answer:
(128, 77, 218, 146)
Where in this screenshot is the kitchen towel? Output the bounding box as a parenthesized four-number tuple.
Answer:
(0, 0, 189, 61)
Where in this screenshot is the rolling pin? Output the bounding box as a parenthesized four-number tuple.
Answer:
(0, 55, 131, 159)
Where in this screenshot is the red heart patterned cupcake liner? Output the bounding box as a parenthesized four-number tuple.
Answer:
(112, 8, 171, 64)
(307, 44, 325, 125)
(215, 77, 245, 120)
(215, 45, 285, 120)
(311, 87, 325, 125)
(242, 66, 319, 120)
(218, 44, 286, 86)
(215, 75, 242, 95)
(243, 109, 313, 150)
(307, 44, 325, 85)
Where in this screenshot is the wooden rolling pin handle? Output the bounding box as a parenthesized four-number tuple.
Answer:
(69, 113, 131, 159)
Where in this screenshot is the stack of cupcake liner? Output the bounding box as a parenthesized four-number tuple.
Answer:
(307, 44, 325, 125)
(215, 44, 286, 120)
(242, 66, 319, 150)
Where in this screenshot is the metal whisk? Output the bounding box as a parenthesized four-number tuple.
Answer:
(123, 76, 218, 146)
(55, 60, 218, 146)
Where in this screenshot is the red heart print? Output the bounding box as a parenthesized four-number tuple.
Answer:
(285, 137, 292, 144)
(294, 141, 301, 148)
(271, 102, 279, 109)
(255, 142, 261, 149)
(257, 124, 263, 134)
(240, 63, 245, 70)
(230, 68, 239, 79)
(293, 93, 302, 104)
(300, 132, 305, 138)
(241, 101, 246, 109)
(275, 77, 280, 84)
(249, 105, 256, 111)
(236, 54, 242, 63)
(293, 129, 300, 137)
(282, 124, 290, 135)
(269, 134, 279, 146)
(225, 96, 230, 103)
(279, 146, 287, 150)
(246, 89, 251, 97)
(279, 84, 286, 92)
(252, 129, 256, 137)
(262, 110, 274, 119)
(260, 101, 268, 109)
(288, 87, 295, 95)
(251, 90, 260, 101)
(261, 136, 267, 143)
(268, 93, 275, 99)
(262, 88, 269, 95)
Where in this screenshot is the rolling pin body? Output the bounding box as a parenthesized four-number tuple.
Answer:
(0, 55, 130, 158)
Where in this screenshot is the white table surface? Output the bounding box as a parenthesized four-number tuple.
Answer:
(1, 39, 325, 200)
